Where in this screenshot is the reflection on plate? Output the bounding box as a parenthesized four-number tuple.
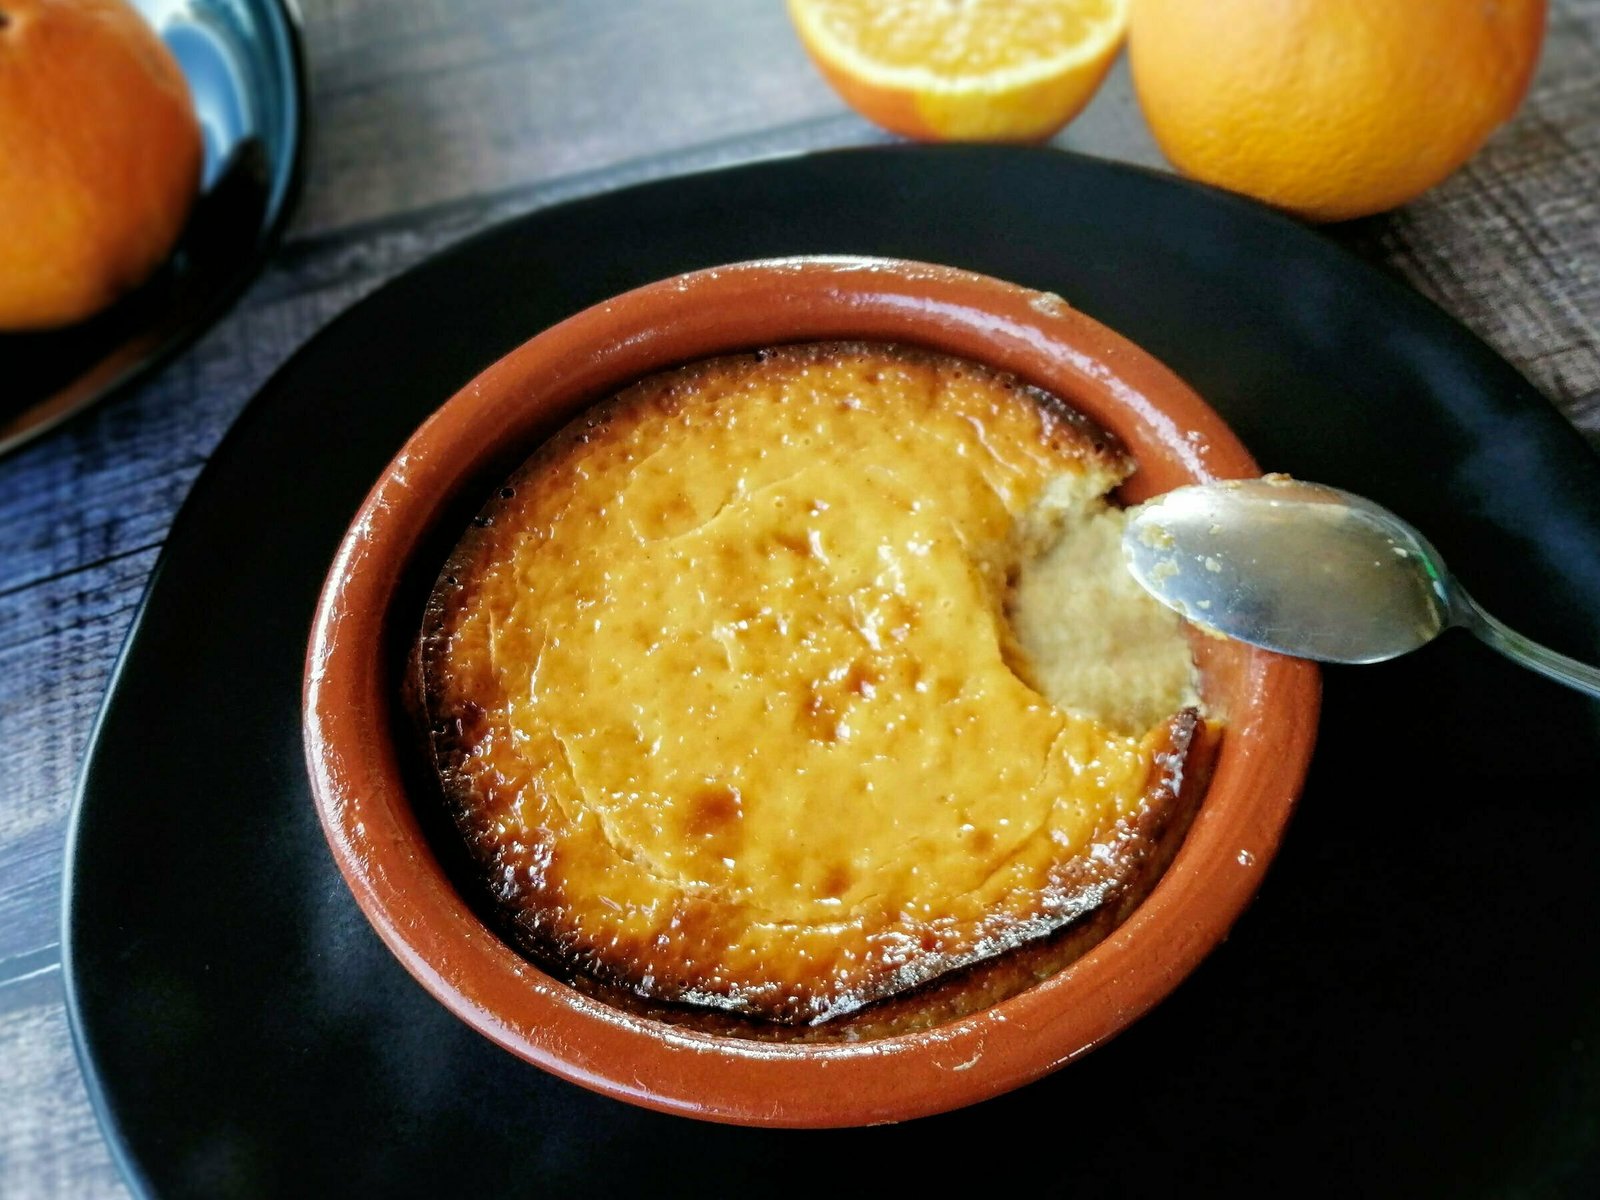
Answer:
(0, 0, 305, 456)
(64, 146, 1600, 1196)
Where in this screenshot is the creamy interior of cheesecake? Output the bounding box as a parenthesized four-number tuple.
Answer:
(424, 343, 1200, 1025)
(1008, 478, 1200, 734)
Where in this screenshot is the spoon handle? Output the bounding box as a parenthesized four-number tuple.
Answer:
(1458, 595, 1600, 699)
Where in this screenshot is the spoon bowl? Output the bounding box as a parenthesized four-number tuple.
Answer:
(1123, 477, 1600, 697)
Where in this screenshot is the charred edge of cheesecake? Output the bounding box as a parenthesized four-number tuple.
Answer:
(557, 709, 1216, 1042)
(416, 703, 1214, 1043)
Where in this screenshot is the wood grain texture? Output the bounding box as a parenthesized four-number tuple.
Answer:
(0, 0, 1596, 1194)
(295, 0, 848, 232)
(0, 975, 127, 1200)
(1329, 0, 1600, 435)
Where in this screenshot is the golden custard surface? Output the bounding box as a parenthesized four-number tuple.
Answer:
(424, 344, 1197, 1025)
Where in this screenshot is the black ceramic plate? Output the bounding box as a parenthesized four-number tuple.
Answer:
(0, 0, 305, 456)
(65, 146, 1600, 1198)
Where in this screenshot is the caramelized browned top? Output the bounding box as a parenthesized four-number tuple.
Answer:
(422, 343, 1198, 1025)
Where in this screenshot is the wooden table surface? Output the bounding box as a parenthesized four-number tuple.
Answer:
(2, 1, 1596, 1194)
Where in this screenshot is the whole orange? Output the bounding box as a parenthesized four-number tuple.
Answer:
(1128, 0, 1547, 222)
(0, 0, 202, 329)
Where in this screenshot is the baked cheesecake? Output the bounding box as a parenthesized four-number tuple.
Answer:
(419, 342, 1204, 1029)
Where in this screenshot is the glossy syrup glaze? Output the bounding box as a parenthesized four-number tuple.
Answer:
(421, 342, 1201, 1028)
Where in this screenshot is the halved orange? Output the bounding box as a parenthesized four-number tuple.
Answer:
(787, 0, 1128, 142)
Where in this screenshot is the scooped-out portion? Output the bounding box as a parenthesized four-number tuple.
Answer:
(419, 341, 1205, 1032)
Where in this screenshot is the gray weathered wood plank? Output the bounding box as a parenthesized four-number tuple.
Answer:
(293, 0, 851, 233)
(0, 976, 126, 1200)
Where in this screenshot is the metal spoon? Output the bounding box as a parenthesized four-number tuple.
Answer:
(1121, 476, 1600, 698)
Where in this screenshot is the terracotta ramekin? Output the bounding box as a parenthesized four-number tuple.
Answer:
(304, 256, 1320, 1128)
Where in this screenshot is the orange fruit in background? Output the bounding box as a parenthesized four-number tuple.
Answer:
(787, 0, 1129, 143)
(1128, 0, 1547, 223)
(0, 0, 202, 330)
